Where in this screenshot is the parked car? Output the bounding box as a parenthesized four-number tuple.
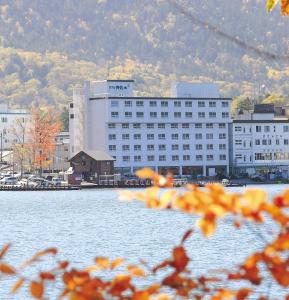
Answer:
(0, 177, 18, 185)
(51, 177, 61, 186)
(250, 174, 266, 182)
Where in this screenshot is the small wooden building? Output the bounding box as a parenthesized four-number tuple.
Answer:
(68, 150, 115, 185)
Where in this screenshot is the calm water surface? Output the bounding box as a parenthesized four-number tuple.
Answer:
(0, 184, 288, 299)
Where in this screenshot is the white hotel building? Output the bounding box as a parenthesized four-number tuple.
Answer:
(233, 104, 289, 178)
(69, 80, 232, 177)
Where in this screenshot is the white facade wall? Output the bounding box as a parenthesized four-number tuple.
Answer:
(70, 80, 232, 176)
(0, 110, 30, 150)
(233, 120, 289, 176)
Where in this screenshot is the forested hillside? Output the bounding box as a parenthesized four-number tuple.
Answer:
(0, 0, 288, 106)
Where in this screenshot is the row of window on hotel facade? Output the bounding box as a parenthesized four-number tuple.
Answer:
(235, 139, 289, 146)
(109, 144, 227, 151)
(111, 112, 230, 118)
(235, 125, 289, 133)
(108, 123, 227, 129)
(108, 133, 227, 140)
(118, 154, 227, 162)
(111, 100, 229, 108)
(235, 153, 289, 162)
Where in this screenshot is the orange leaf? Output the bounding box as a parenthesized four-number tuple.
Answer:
(281, 0, 289, 15)
(172, 246, 189, 272)
(127, 265, 145, 277)
(40, 272, 55, 280)
(0, 244, 11, 259)
(30, 281, 44, 299)
(236, 288, 252, 300)
(11, 278, 25, 293)
(95, 257, 110, 269)
(111, 258, 124, 270)
(0, 263, 16, 274)
(132, 291, 150, 300)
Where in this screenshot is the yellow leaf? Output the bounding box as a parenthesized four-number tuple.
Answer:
(198, 218, 216, 237)
(267, 0, 279, 12)
(135, 168, 157, 179)
(95, 257, 110, 269)
(127, 265, 145, 277)
(11, 278, 25, 294)
(111, 258, 124, 270)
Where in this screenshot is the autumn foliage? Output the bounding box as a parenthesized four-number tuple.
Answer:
(27, 107, 62, 172)
(1, 168, 289, 299)
(267, 0, 289, 15)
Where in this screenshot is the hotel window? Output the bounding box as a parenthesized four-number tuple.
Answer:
(182, 134, 190, 140)
(235, 154, 242, 160)
(174, 101, 181, 107)
(109, 145, 116, 151)
(185, 101, 192, 107)
(222, 112, 229, 118)
(276, 139, 280, 145)
(185, 112, 192, 118)
(134, 145, 141, 151)
(262, 140, 267, 145)
(172, 133, 179, 140)
(195, 133, 202, 139)
(111, 112, 119, 118)
(209, 112, 216, 118)
(255, 139, 260, 145)
(268, 139, 272, 145)
(207, 144, 214, 150)
(136, 100, 143, 107)
(150, 112, 157, 118)
(133, 123, 141, 129)
(219, 123, 226, 129)
(209, 101, 216, 107)
(158, 123, 165, 129)
(264, 126, 270, 132)
(150, 101, 157, 107)
(206, 123, 213, 129)
(219, 133, 226, 139)
(147, 145, 154, 151)
(198, 112, 205, 118)
(183, 155, 190, 161)
(158, 134, 165, 140)
(159, 155, 166, 161)
(122, 134, 129, 140)
(161, 101, 168, 107)
(148, 155, 155, 161)
(136, 112, 144, 118)
(207, 155, 214, 161)
(125, 101, 132, 107)
(284, 125, 289, 132)
(235, 126, 242, 132)
(183, 144, 190, 150)
(219, 144, 226, 150)
(159, 144, 166, 151)
(111, 100, 119, 107)
(235, 140, 242, 145)
(256, 126, 262, 132)
(122, 123, 129, 129)
(161, 112, 168, 118)
(122, 145, 130, 151)
(284, 139, 289, 145)
(174, 112, 181, 118)
(125, 112, 132, 118)
(172, 155, 179, 161)
(196, 155, 203, 161)
(196, 144, 202, 150)
(222, 101, 229, 107)
(195, 123, 202, 129)
(108, 134, 116, 140)
(172, 144, 179, 151)
(123, 156, 130, 162)
(182, 123, 189, 129)
(108, 123, 116, 129)
(220, 155, 226, 160)
(171, 123, 178, 129)
(147, 134, 154, 140)
(134, 134, 141, 140)
(147, 123, 154, 129)
(134, 156, 141, 162)
(206, 133, 213, 139)
(198, 101, 205, 107)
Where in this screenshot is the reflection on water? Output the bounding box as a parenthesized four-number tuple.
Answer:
(0, 184, 288, 299)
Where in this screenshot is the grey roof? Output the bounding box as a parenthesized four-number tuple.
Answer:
(69, 150, 115, 162)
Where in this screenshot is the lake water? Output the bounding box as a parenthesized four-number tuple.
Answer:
(0, 184, 288, 299)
